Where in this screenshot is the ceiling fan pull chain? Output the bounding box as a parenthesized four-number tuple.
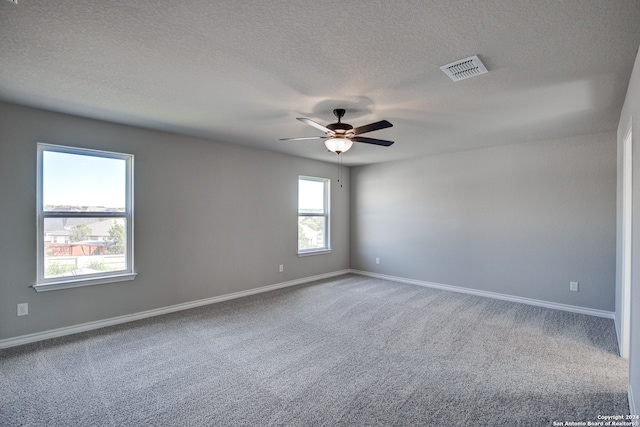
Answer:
(338, 153, 343, 188)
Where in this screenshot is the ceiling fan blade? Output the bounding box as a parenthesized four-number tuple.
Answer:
(351, 136, 395, 147)
(297, 118, 333, 134)
(352, 120, 393, 135)
(279, 136, 326, 141)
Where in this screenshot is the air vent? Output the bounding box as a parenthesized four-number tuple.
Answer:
(440, 55, 488, 82)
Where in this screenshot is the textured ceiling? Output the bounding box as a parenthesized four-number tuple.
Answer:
(1, 0, 639, 165)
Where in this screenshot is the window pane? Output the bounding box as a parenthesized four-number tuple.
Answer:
(298, 216, 326, 250)
(298, 179, 325, 214)
(43, 217, 127, 278)
(43, 151, 126, 212)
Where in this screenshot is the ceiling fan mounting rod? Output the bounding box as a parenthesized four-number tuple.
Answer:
(333, 108, 346, 122)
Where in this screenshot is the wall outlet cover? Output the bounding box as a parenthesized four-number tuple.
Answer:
(17, 303, 28, 316)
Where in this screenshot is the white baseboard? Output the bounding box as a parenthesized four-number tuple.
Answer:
(350, 270, 615, 319)
(0, 269, 350, 349)
(0, 269, 616, 349)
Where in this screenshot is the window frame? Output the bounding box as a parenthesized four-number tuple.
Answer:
(35, 143, 136, 292)
(297, 175, 331, 256)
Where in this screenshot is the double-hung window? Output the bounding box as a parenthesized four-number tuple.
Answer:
(298, 176, 330, 255)
(35, 143, 135, 291)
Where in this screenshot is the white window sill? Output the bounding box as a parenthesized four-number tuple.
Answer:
(33, 273, 137, 292)
(297, 249, 332, 257)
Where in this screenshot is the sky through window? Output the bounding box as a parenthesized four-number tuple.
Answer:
(43, 151, 126, 209)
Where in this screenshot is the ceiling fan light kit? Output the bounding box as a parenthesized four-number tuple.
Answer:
(324, 137, 353, 154)
(281, 108, 394, 156)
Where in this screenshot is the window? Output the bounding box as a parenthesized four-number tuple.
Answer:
(298, 176, 330, 255)
(35, 143, 135, 291)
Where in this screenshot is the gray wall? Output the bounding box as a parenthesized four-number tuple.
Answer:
(350, 132, 616, 311)
(0, 102, 350, 341)
(617, 46, 640, 415)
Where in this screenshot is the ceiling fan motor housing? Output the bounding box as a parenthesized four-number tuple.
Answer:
(326, 122, 353, 132)
(327, 109, 353, 135)
(326, 110, 353, 152)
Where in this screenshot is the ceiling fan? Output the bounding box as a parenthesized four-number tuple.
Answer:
(280, 109, 394, 154)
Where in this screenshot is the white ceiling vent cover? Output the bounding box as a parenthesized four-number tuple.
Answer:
(440, 55, 488, 82)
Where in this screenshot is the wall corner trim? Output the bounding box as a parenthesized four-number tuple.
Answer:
(0, 269, 350, 349)
(350, 270, 615, 320)
(614, 315, 627, 359)
(630, 383, 638, 416)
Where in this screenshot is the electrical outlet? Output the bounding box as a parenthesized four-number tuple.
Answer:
(279, 264, 284, 272)
(570, 281, 579, 292)
(376, 258, 380, 265)
(17, 303, 28, 316)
